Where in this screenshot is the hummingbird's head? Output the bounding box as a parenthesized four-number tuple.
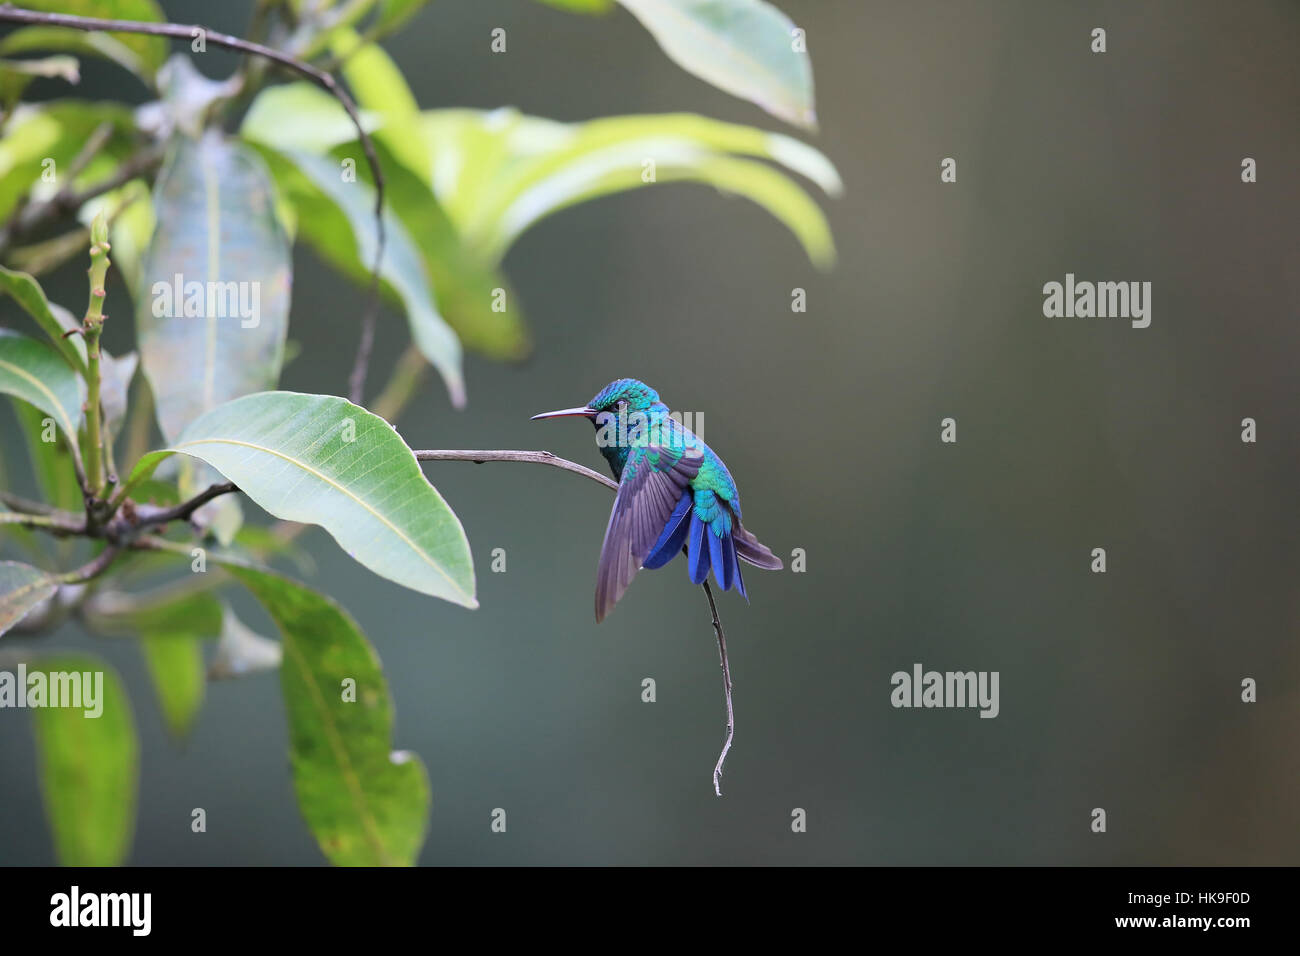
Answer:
(530, 378, 661, 423)
(588, 378, 661, 414)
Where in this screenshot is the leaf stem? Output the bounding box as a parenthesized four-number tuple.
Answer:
(82, 215, 111, 499)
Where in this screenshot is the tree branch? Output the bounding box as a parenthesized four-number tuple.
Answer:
(413, 449, 619, 492)
(0, 2, 387, 395)
(132, 481, 238, 532)
(56, 545, 120, 584)
(0, 510, 84, 535)
(701, 579, 734, 796)
(413, 447, 738, 794)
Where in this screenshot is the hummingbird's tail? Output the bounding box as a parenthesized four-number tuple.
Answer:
(679, 505, 782, 600)
(639, 491, 782, 602)
(732, 524, 783, 572)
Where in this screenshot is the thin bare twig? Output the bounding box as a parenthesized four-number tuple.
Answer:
(0, 491, 59, 516)
(132, 481, 238, 532)
(414, 449, 618, 492)
(57, 546, 120, 584)
(701, 579, 734, 795)
(0, 510, 84, 534)
(414, 447, 738, 794)
(0, 3, 387, 392)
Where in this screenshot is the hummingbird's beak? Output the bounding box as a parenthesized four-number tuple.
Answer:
(530, 406, 597, 421)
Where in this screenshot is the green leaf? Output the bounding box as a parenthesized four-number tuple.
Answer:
(370, 0, 434, 33)
(0, 329, 85, 442)
(126, 391, 477, 608)
(82, 587, 218, 737)
(208, 602, 281, 680)
(136, 131, 292, 443)
(88, 587, 223, 636)
(616, 0, 815, 128)
(233, 523, 317, 575)
(140, 634, 205, 736)
(368, 141, 529, 359)
(229, 566, 430, 866)
(0, 26, 146, 80)
(0, 55, 80, 109)
(0, 271, 135, 432)
(0, 265, 88, 374)
(11, 0, 169, 79)
(241, 82, 380, 154)
(243, 84, 523, 361)
(11, 400, 82, 514)
(424, 109, 839, 267)
(331, 28, 432, 182)
(125, 477, 180, 506)
(247, 144, 466, 405)
(537, 0, 614, 11)
(0, 100, 135, 226)
(28, 654, 138, 866)
(0, 56, 79, 83)
(0, 560, 58, 637)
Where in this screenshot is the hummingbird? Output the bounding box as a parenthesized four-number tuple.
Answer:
(532, 378, 783, 622)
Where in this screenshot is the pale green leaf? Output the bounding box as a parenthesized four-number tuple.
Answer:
(83, 586, 217, 738)
(29, 654, 138, 866)
(616, 0, 816, 128)
(242, 86, 521, 361)
(0, 55, 80, 108)
(125, 391, 477, 607)
(140, 633, 205, 736)
(230, 565, 430, 866)
(0, 101, 135, 225)
(0, 265, 87, 374)
(537, 0, 614, 11)
(241, 82, 380, 154)
(11, 400, 82, 515)
(246, 144, 465, 406)
(424, 109, 838, 267)
(366, 140, 528, 359)
(0, 26, 145, 80)
(0, 329, 85, 441)
(331, 28, 432, 181)
(136, 131, 292, 443)
(371, 0, 434, 33)
(12, 0, 168, 78)
(0, 560, 58, 637)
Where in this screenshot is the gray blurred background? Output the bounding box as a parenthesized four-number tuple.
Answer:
(2, 0, 1298, 864)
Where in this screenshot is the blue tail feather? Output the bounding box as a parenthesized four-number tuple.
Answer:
(707, 525, 726, 589)
(688, 510, 711, 585)
(643, 493, 692, 570)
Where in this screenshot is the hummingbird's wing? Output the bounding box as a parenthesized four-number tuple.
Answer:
(594, 442, 702, 622)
